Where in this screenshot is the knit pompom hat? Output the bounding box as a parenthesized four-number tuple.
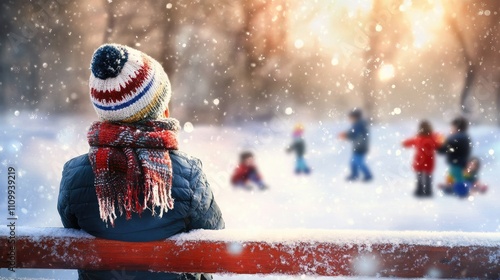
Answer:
(89, 44, 171, 122)
(293, 123, 304, 137)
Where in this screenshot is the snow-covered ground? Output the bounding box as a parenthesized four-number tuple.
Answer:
(0, 113, 499, 279)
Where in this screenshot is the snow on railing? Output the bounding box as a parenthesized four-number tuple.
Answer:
(1, 227, 499, 278)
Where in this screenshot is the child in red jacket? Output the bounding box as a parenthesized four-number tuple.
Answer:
(231, 151, 268, 190)
(402, 120, 442, 197)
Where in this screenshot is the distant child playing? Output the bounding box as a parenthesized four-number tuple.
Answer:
(402, 120, 442, 197)
(440, 156, 488, 195)
(286, 123, 311, 175)
(339, 108, 373, 182)
(463, 157, 488, 194)
(231, 151, 268, 190)
(437, 117, 472, 185)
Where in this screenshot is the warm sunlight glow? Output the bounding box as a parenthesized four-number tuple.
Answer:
(412, 22, 432, 48)
(336, 0, 373, 14)
(294, 39, 305, 49)
(331, 56, 339, 66)
(378, 64, 395, 81)
(288, 0, 446, 53)
(404, 0, 445, 48)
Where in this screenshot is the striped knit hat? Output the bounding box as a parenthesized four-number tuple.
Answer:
(89, 44, 171, 122)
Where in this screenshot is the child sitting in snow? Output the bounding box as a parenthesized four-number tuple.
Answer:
(402, 120, 442, 197)
(231, 151, 268, 190)
(286, 123, 311, 175)
(464, 157, 488, 194)
(439, 157, 488, 195)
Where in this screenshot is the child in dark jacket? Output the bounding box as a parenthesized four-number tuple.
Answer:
(286, 124, 311, 175)
(339, 108, 373, 182)
(402, 120, 442, 197)
(231, 151, 268, 190)
(58, 44, 223, 280)
(437, 117, 472, 184)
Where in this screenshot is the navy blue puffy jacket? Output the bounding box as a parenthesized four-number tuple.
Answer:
(58, 150, 224, 280)
(346, 120, 369, 154)
(437, 132, 471, 168)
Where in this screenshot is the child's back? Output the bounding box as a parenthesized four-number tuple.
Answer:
(439, 131, 471, 168)
(288, 137, 306, 157)
(437, 117, 471, 169)
(402, 120, 440, 197)
(437, 117, 472, 191)
(58, 44, 224, 280)
(349, 118, 369, 155)
(402, 134, 441, 173)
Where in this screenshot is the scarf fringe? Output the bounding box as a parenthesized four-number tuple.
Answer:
(88, 119, 179, 226)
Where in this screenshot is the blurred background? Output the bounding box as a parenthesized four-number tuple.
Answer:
(1, 1, 500, 279)
(0, 0, 499, 124)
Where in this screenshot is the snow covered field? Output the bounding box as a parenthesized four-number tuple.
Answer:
(0, 113, 499, 279)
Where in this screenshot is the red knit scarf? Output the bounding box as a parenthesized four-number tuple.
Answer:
(87, 119, 179, 226)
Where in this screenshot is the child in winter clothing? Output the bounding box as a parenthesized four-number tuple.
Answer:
(439, 157, 488, 195)
(437, 117, 472, 184)
(339, 108, 373, 182)
(402, 120, 442, 197)
(464, 157, 488, 194)
(464, 157, 480, 185)
(286, 123, 311, 175)
(58, 44, 224, 280)
(231, 151, 268, 190)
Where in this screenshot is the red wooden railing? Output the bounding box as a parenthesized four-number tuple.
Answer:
(1, 228, 499, 278)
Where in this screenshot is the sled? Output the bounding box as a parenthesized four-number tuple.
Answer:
(0, 228, 499, 278)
